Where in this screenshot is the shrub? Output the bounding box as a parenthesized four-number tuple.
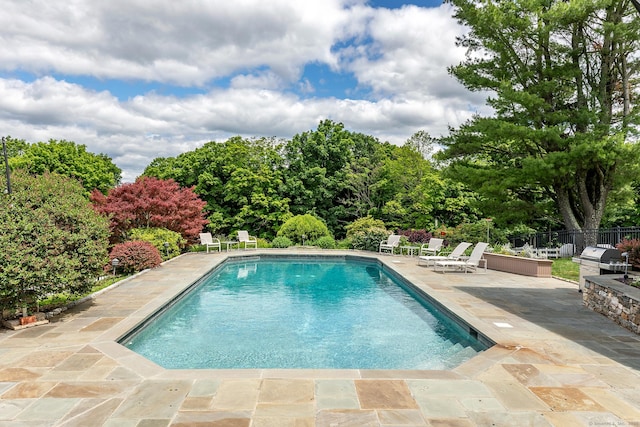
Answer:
(336, 238, 353, 249)
(256, 238, 271, 249)
(351, 228, 390, 252)
(436, 220, 505, 245)
(492, 243, 516, 255)
(109, 241, 163, 274)
(277, 214, 331, 244)
(314, 236, 336, 249)
(0, 171, 110, 312)
(345, 217, 390, 251)
(129, 227, 185, 260)
(616, 239, 640, 266)
(271, 236, 293, 248)
(397, 229, 432, 243)
(345, 216, 387, 238)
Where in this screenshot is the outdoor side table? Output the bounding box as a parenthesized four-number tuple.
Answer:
(223, 241, 239, 251)
(400, 246, 420, 256)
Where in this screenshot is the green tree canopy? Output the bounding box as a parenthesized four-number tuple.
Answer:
(9, 139, 121, 195)
(441, 0, 640, 238)
(143, 121, 482, 239)
(143, 136, 290, 238)
(374, 143, 481, 230)
(1, 136, 28, 158)
(282, 119, 381, 236)
(0, 171, 110, 310)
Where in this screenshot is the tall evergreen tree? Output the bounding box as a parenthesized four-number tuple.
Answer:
(441, 0, 640, 239)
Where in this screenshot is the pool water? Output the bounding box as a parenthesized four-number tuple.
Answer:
(123, 257, 487, 369)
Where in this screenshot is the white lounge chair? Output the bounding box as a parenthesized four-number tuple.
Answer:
(420, 238, 443, 256)
(238, 230, 257, 249)
(379, 234, 401, 254)
(418, 242, 471, 266)
(434, 242, 489, 273)
(199, 232, 221, 253)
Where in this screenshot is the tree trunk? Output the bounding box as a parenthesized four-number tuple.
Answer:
(555, 174, 609, 248)
(555, 185, 581, 231)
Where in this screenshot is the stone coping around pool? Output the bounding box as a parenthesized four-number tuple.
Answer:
(3, 249, 640, 425)
(94, 249, 510, 378)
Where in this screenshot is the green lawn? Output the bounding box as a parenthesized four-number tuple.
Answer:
(39, 275, 127, 312)
(552, 258, 579, 282)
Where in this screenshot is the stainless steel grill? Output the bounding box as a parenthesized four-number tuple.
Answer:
(572, 246, 626, 292)
(578, 246, 621, 264)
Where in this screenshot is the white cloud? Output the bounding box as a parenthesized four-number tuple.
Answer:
(345, 5, 472, 100)
(0, 0, 356, 85)
(0, 1, 491, 182)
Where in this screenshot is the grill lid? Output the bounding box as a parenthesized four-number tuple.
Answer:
(579, 246, 621, 263)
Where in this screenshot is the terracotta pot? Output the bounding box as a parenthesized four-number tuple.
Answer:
(20, 315, 37, 325)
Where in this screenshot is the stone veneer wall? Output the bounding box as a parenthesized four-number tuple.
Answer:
(583, 276, 640, 335)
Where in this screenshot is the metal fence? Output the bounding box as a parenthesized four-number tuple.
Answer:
(510, 226, 640, 254)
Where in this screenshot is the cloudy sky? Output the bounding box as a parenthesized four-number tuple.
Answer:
(0, 0, 489, 182)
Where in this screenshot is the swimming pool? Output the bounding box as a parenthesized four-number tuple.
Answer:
(122, 256, 489, 369)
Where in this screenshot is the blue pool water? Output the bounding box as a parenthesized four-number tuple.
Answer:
(123, 257, 488, 369)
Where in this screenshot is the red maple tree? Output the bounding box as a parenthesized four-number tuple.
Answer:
(91, 177, 208, 243)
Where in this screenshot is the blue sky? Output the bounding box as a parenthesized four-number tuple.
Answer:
(0, 0, 488, 181)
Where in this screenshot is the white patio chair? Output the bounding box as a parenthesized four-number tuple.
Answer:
(238, 230, 257, 249)
(420, 238, 444, 256)
(199, 232, 221, 253)
(379, 234, 401, 254)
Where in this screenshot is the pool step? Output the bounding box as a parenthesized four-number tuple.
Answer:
(410, 340, 478, 370)
(441, 341, 479, 368)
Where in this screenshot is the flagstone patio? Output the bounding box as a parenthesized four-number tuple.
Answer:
(1, 250, 640, 426)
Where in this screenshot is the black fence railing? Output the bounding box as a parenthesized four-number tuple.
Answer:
(509, 227, 640, 255)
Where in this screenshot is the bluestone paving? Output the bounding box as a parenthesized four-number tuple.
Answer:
(1, 249, 640, 426)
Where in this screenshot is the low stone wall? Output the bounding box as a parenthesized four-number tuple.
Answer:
(483, 253, 553, 278)
(583, 276, 640, 335)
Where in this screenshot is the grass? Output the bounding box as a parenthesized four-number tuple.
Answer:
(552, 257, 579, 282)
(38, 275, 128, 312)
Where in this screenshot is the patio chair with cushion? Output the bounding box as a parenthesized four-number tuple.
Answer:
(418, 242, 471, 266)
(420, 238, 443, 256)
(199, 232, 221, 253)
(434, 242, 489, 273)
(379, 234, 401, 254)
(237, 230, 258, 249)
